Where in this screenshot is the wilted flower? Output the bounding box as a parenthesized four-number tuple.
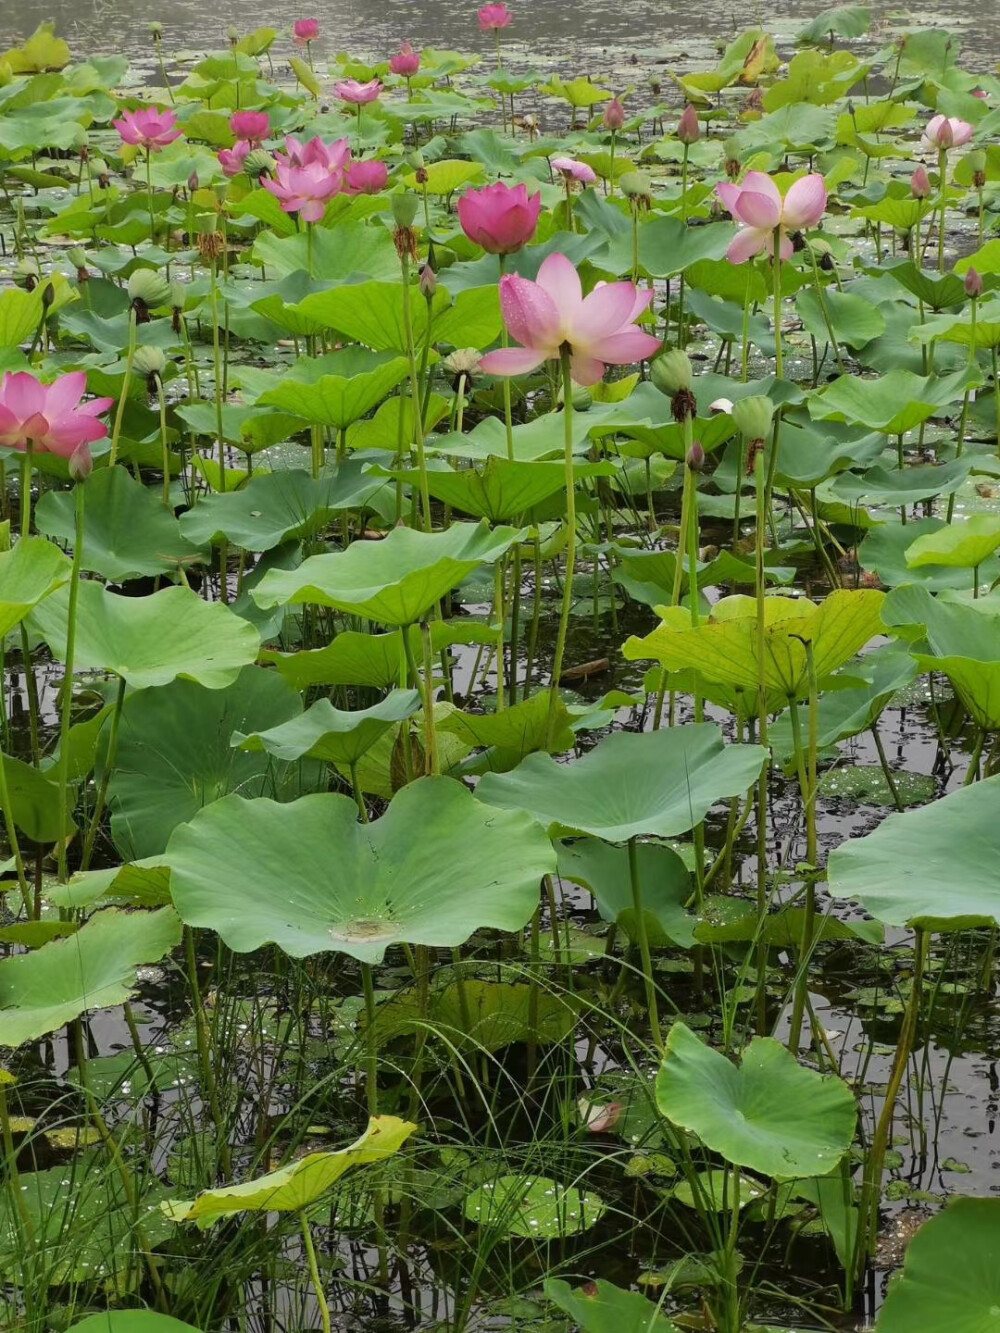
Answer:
(551, 156, 597, 184)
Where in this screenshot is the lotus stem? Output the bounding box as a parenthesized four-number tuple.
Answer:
(771, 230, 783, 382)
(787, 643, 819, 1053)
(145, 147, 155, 244)
(547, 347, 577, 746)
(80, 674, 126, 871)
(400, 251, 432, 532)
(19, 441, 32, 537)
(754, 447, 770, 1036)
(419, 620, 439, 771)
(0, 750, 30, 915)
(299, 1211, 332, 1333)
(627, 835, 663, 1049)
(154, 372, 171, 509)
(55, 478, 86, 885)
(937, 146, 948, 273)
(184, 926, 232, 1176)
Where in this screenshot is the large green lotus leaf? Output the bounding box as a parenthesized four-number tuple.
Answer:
(439, 690, 576, 761)
(0, 906, 182, 1046)
(624, 590, 885, 700)
(655, 1022, 856, 1180)
(544, 1278, 678, 1333)
(875, 259, 967, 311)
(234, 689, 421, 766)
(828, 774, 1000, 930)
(476, 723, 767, 842)
(165, 776, 555, 962)
(860, 517, 1000, 591)
(809, 367, 980, 436)
(463, 1174, 605, 1238)
(251, 521, 525, 626)
(174, 402, 307, 453)
(427, 397, 630, 462)
(250, 220, 399, 281)
(613, 411, 736, 464)
(69, 1317, 203, 1333)
(104, 667, 316, 859)
(826, 457, 972, 508)
(0, 750, 75, 842)
(178, 466, 389, 552)
(30, 582, 261, 689)
(0, 536, 71, 638)
(262, 621, 498, 690)
(284, 282, 500, 353)
(875, 1198, 1000, 1333)
(556, 836, 696, 947)
(768, 644, 917, 765)
(393, 458, 614, 522)
(796, 6, 871, 44)
(906, 514, 1000, 570)
(35, 467, 204, 581)
(912, 299, 1000, 351)
(0, 285, 50, 348)
(795, 287, 884, 350)
(638, 216, 732, 278)
(884, 584, 1000, 727)
(247, 349, 411, 429)
(164, 1116, 416, 1225)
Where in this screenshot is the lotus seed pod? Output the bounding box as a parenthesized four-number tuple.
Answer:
(133, 345, 168, 378)
(243, 148, 275, 179)
(67, 247, 88, 271)
(128, 268, 172, 309)
(619, 170, 651, 201)
(443, 348, 482, 376)
(732, 395, 774, 442)
(557, 381, 593, 411)
(650, 349, 693, 395)
(391, 190, 419, 228)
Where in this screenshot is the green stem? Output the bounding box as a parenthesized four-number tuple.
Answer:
(56, 480, 86, 884)
(80, 675, 126, 871)
(184, 926, 232, 1176)
(299, 1213, 332, 1333)
(154, 373, 171, 508)
(401, 252, 431, 531)
(19, 441, 32, 537)
(628, 835, 663, 1048)
(771, 233, 783, 380)
(547, 347, 576, 745)
(937, 147, 948, 273)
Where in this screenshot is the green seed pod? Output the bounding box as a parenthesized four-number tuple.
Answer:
(133, 345, 168, 378)
(243, 148, 275, 178)
(619, 170, 651, 201)
(732, 394, 774, 442)
(557, 381, 593, 412)
(127, 268, 172, 309)
(391, 190, 419, 228)
(67, 246, 88, 271)
(650, 348, 693, 395)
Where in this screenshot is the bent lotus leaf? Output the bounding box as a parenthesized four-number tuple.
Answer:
(0, 536, 71, 638)
(35, 466, 204, 580)
(624, 591, 885, 701)
(251, 520, 525, 626)
(655, 1021, 856, 1179)
(393, 458, 615, 522)
(68, 1316, 204, 1333)
(874, 1198, 1000, 1333)
(906, 514, 1000, 571)
(828, 774, 1000, 930)
(439, 690, 576, 761)
(557, 837, 697, 947)
(163, 1116, 416, 1225)
(860, 516, 1000, 590)
(463, 1174, 605, 1238)
(248, 348, 411, 430)
(0, 749, 75, 842)
(233, 689, 422, 766)
(809, 367, 981, 436)
(0, 906, 182, 1046)
(544, 1278, 679, 1333)
(476, 723, 766, 842)
(30, 583, 260, 690)
(165, 776, 555, 962)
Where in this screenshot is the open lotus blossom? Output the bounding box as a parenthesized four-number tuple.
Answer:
(345, 159, 389, 194)
(0, 371, 113, 460)
(113, 106, 183, 151)
(551, 156, 597, 184)
(716, 171, 827, 263)
(390, 41, 421, 76)
(479, 252, 661, 385)
(229, 110, 269, 143)
(292, 18, 319, 45)
(335, 79, 383, 105)
(478, 3, 512, 29)
(921, 114, 975, 151)
(263, 160, 341, 220)
(281, 134, 352, 175)
(218, 139, 251, 178)
(457, 180, 541, 255)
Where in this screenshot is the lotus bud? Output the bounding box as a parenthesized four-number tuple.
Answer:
(391, 190, 419, 229)
(708, 397, 734, 414)
(965, 266, 984, 299)
(243, 148, 276, 180)
(685, 440, 705, 471)
(16, 257, 39, 291)
(603, 97, 626, 131)
(187, 169, 199, 193)
(651, 348, 692, 395)
(677, 103, 700, 145)
(68, 443, 93, 483)
(910, 165, 931, 199)
(419, 263, 437, 298)
(732, 394, 774, 443)
(41, 282, 55, 310)
(649, 78, 661, 97)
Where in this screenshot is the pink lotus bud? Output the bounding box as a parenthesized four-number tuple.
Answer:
(965, 267, 984, 298)
(602, 97, 625, 131)
(677, 103, 700, 145)
(973, 89, 989, 101)
(390, 41, 421, 77)
(68, 442, 93, 482)
(293, 18, 319, 45)
(686, 441, 705, 471)
(457, 180, 541, 255)
(218, 140, 251, 178)
(345, 159, 388, 195)
(229, 110, 269, 143)
(419, 264, 437, 298)
(910, 165, 931, 199)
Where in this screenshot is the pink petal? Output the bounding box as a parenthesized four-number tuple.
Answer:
(574, 281, 645, 345)
(726, 228, 768, 264)
(585, 328, 662, 365)
(0, 372, 46, 422)
(569, 355, 606, 386)
(479, 347, 549, 377)
(500, 273, 561, 352)
(40, 372, 87, 419)
(782, 174, 827, 229)
(741, 172, 783, 208)
(716, 181, 742, 217)
(534, 252, 583, 323)
(733, 189, 782, 230)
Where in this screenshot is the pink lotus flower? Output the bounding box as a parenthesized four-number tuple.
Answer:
(113, 106, 182, 151)
(345, 159, 389, 195)
(551, 156, 597, 184)
(263, 160, 341, 221)
(229, 110, 269, 143)
(390, 41, 421, 77)
(716, 171, 827, 263)
(478, 3, 512, 29)
(335, 79, 383, 105)
(293, 18, 319, 45)
(479, 252, 661, 385)
(281, 134, 352, 174)
(457, 181, 541, 255)
(921, 115, 974, 152)
(218, 140, 251, 178)
(0, 371, 113, 460)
